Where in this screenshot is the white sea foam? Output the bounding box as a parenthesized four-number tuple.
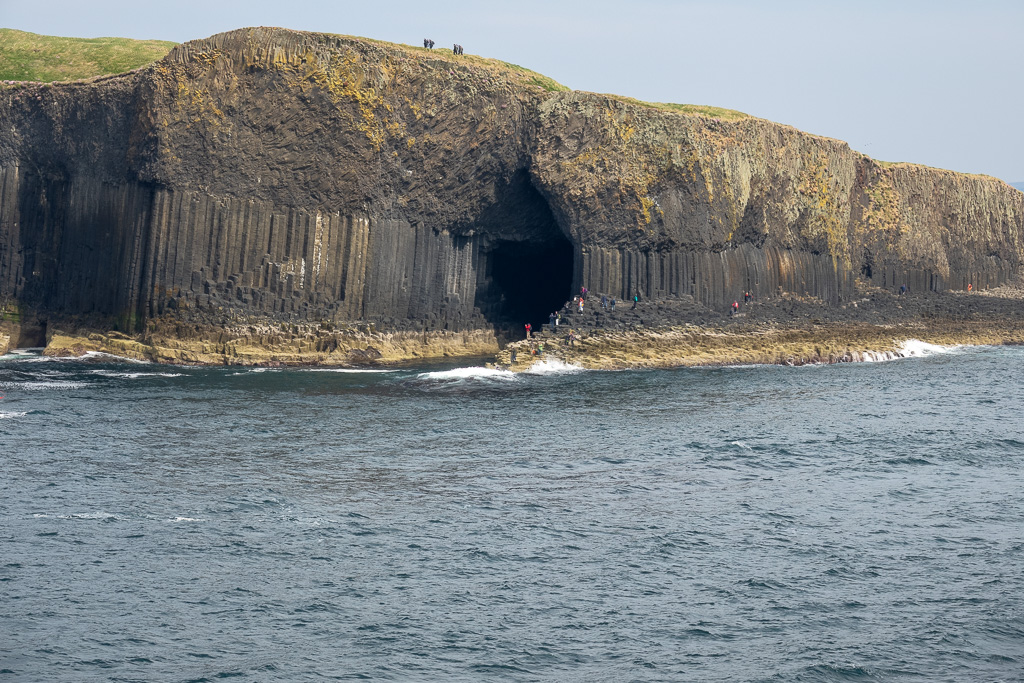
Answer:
(523, 359, 586, 375)
(33, 512, 117, 520)
(856, 339, 960, 363)
(0, 411, 27, 419)
(0, 380, 91, 391)
(3, 348, 55, 363)
(417, 366, 517, 382)
(229, 367, 283, 375)
(897, 339, 960, 357)
(81, 351, 151, 364)
(90, 369, 184, 379)
(302, 368, 398, 374)
(171, 516, 205, 522)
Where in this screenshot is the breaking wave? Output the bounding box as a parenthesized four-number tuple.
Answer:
(523, 359, 586, 375)
(301, 368, 399, 374)
(855, 339, 961, 363)
(90, 369, 184, 379)
(80, 351, 150, 364)
(416, 366, 517, 382)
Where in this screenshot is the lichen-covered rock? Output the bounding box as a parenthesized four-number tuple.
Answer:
(1, 26, 1022, 364)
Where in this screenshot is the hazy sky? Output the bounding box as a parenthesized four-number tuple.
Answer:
(3, 0, 1022, 182)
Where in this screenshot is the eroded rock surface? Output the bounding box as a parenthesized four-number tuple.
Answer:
(1, 27, 1022, 364)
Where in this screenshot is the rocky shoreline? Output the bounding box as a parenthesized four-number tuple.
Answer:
(496, 286, 1024, 370)
(4, 284, 1021, 371)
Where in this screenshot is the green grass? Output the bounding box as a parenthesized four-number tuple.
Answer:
(318, 31, 570, 92)
(0, 28, 177, 82)
(601, 94, 747, 120)
(492, 60, 569, 92)
(874, 158, 1001, 181)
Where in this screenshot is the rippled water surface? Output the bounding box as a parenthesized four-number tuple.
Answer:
(1, 346, 1022, 682)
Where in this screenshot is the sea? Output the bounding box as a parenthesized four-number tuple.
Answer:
(1, 342, 1022, 682)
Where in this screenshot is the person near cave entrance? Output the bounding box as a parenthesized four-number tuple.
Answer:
(525, 322, 532, 339)
(549, 312, 556, 332)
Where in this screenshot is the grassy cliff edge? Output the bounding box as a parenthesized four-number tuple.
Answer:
(0, 28, 177, 82)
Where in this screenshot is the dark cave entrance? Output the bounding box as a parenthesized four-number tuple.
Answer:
(485, 238, 574, 330)
(471, 172, 575, 334)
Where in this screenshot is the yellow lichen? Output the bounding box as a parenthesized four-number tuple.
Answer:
(796, 153, 849, 262)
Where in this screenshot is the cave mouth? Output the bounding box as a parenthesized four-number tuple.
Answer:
(484, 237, 574, 331)
(470, 171, 575, 334)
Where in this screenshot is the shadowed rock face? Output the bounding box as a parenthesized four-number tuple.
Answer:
(1, 26, 1022, 347)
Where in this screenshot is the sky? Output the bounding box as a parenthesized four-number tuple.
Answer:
(2, 0, 1022, 183)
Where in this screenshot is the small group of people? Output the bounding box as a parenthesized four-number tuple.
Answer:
(729, 291, 754, 315)
(574, 286, 632, 313)
(422, 39, 464, 55)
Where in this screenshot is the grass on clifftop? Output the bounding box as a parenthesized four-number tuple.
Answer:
(354, 34, 569, 92)
(874, 157, 1003, 182)
(606, 94, 748, 120)
(0, 29, 177, 82)
(492, 59, 569, 92)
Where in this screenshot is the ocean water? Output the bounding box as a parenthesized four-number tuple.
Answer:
(1, 345, 1022, 682)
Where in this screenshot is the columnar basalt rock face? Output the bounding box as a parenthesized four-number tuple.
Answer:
(529, 92, 1024, 307)
(0, 26, 1022, 357)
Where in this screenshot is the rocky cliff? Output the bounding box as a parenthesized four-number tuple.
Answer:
(1, 27, 1022, 360)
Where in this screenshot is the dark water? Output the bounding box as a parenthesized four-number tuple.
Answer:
(1, 344, 1022, 682)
